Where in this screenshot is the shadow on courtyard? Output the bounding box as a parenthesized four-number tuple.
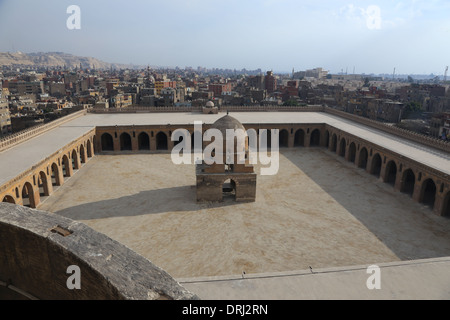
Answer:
(55, 185, 241, 220)
(282, 148, 450, 261)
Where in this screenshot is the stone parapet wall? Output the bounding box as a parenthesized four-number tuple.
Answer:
(324, 107, 450, 153)
(0, 203, 198, 300)
(87, 105, 325, 113)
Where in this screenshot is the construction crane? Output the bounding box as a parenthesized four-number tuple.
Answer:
(445, 66, 448, 82)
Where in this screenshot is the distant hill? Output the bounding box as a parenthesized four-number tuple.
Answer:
(0, 51, 142, 70)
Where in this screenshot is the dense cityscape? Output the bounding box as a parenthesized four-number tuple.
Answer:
(1, 55, 449, 141)
(1, 0, 450, 303)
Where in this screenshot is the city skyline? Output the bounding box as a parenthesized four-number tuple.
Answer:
(0, 0, 449, 75)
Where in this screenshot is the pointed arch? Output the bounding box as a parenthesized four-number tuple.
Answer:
(324, 130, 330, 148)
(51, 162, 62, 187)
(72, 149, 79, 170)
(120, 132, 132, 151)
(22, 182, 36, 208)
(62, 155, 71, 177)
(156, 132, 168, 150)
(279, 129, 289, 148)
(420, 178, 436, 209)
(294, 129, 305, 147)
(38, 171, 50, 197)
(87, 139, 93, 157)
(348, 142, 356, 163)
(385, 160, 397, 186)
(400, 169, 415, 197)
(339, 138, 346, 157)
(222, 178, 236, 201)
(310, 129, 321, 146)
(443, 191, 450, 218)
(370, 153, 382, 177)
(138, 132, 150, 150)
(2, 195, 15, 204)
(101, 133, 114, 151)
(330, 133, 337, 152)
(80, 144, 86, 164)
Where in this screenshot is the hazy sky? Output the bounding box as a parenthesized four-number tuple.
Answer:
(0, 0, 449, 74)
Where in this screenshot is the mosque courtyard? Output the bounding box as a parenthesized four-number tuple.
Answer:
(38, 148, 450, 279)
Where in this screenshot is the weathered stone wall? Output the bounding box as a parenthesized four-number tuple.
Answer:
(0, 203, 199, 300)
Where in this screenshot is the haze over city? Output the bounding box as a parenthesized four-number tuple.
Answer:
(0, 0, 449, 75)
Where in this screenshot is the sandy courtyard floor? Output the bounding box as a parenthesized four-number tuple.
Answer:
(39, 149, 450, 278)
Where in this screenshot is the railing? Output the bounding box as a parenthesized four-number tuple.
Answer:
(87, 106, 202, 113)
(324, 107, 450, 153)
(0, 110, 87, 153)
(87, 105, 326, 113)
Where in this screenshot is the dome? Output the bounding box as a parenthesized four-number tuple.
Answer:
(206, 101, 215, 108)
(211, 115, 246, 136)
(210, 115, 248, 162)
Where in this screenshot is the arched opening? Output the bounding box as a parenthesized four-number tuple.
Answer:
(330, 134, 337, 152)
(443, 191, 450, 218)
(120, 132, 132, 151)
(259, 129, 272, 151)
(62, 155, 71, 177)
(348, 142, 356, 163)
(156, 132, 168, 150)
(370, 153, 382, 177)
(400, 169, 415, 196)
(222, 179, 236, 201)
(339, 138, 346, 157)
(191, 131, 203, 152)
(420, 179, 436, 209)
(266, 129, 272, 150)
(79, 144, 86, 164)
(101, 133, 114, 151)
(51, 163, 61, 187)
(279, 129, 289, 148)
(38, 171, 50, 197)
(174, 134, 184, 148)
(87, 140, 93, 157)
(294, 129, 305, 147)
(72, 149, 79, 170)
(310, 129, 320, 147)
(138, 132, 150, 150)
(2, 195, 15, 204)
(21, 182, 35, 208)
(358, 147, 368, 169)
(324, 130, 330, 148)
(385, 161, 397, 186)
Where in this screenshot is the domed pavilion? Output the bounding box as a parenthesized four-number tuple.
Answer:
(196, 113, 256, 202)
